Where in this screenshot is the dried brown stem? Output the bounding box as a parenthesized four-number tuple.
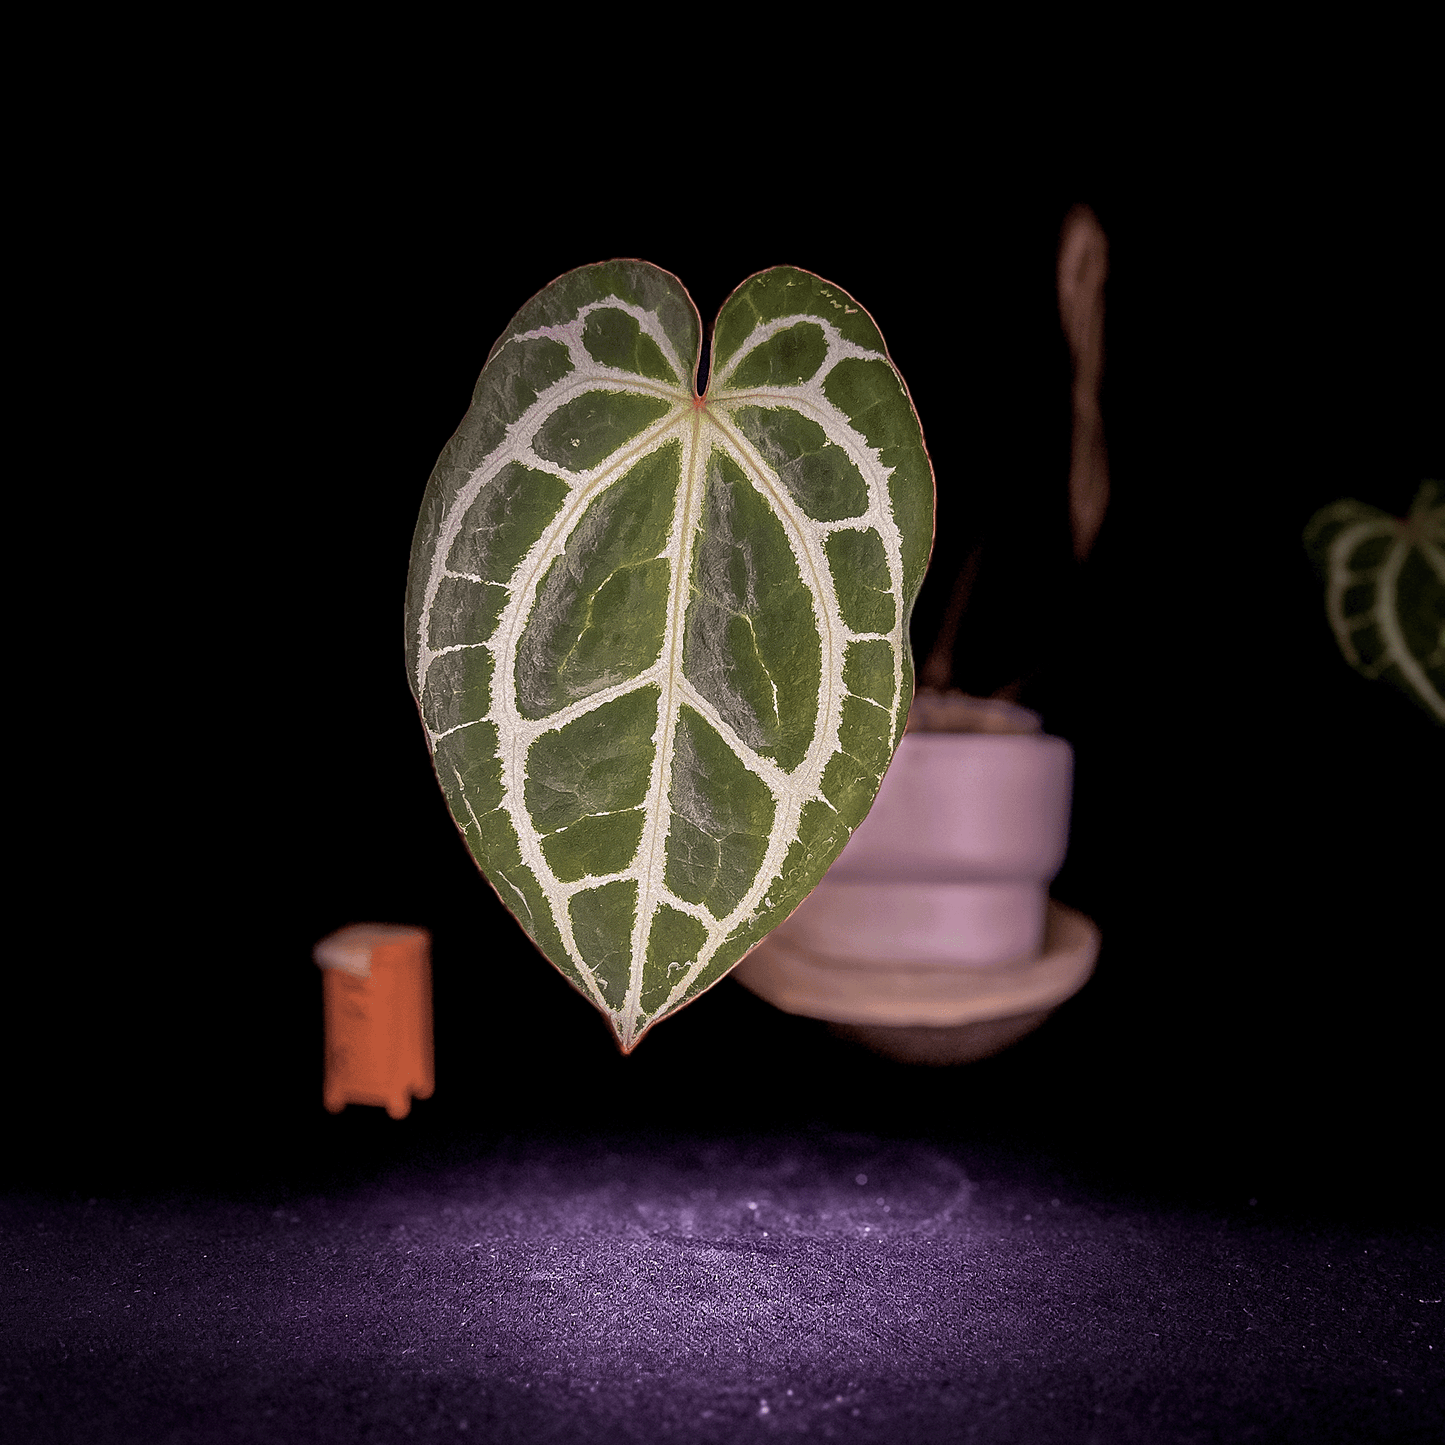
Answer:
(1058, 204, 1110, 562)
(919, 543, 982, 692)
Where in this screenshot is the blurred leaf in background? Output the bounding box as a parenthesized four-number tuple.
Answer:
(1304, 480, 1444, 725)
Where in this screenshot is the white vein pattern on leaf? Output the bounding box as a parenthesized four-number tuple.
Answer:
(709, 310, 909, 737)
(414, 298, 691, 703)
(416, 297, 912, 1043)
(1326, 517, 1393, 663)
(1326, 514, 1444, 714)
(710, 310, 907, 659)
(418, 303, 696, 1014)
(617, 407, 707, 1024)
(1361, 535, 1439, 706)
(636, 313, 908, 1033)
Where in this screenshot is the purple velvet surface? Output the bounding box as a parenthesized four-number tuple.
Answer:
(4, 1134, 1441, 1443)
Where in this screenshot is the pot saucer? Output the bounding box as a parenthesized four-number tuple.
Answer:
(732, 898, 1100, 1065)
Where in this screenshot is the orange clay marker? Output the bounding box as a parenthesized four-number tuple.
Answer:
(313, 924, 434, 1119)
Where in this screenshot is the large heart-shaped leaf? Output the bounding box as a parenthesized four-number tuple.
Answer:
(1304, 480, 1444, 724)
(406, 261, 935, 1048)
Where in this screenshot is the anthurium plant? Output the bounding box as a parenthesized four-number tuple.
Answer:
(1304, 480, 1444, 725)
(406, 262, 935, 1049)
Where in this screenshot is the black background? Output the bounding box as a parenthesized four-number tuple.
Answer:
(17, 154, 1440, 1224)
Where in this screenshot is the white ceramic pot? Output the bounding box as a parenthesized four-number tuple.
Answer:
(777, 731, 1073, 966)
(732, 707, 1100, 1063)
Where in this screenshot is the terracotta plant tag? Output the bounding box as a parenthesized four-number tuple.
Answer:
(314, 924, 435, 1118)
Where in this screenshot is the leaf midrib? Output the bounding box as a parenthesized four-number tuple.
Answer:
(617, 402, 704, 1030)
